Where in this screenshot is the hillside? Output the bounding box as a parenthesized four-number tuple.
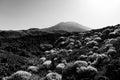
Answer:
(1, 24, 120, 80)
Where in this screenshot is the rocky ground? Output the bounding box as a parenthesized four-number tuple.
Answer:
(1, 24, 120, 80)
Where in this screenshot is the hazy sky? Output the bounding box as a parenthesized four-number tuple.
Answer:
(0, 0, 120, 30)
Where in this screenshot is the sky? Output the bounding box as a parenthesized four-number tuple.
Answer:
(0, 0, 120, 30)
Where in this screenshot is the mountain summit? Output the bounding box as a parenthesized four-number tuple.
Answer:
(42, 22, 91, 32)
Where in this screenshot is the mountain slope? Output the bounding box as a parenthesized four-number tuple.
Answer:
(42, 22, 91, 32)
(1, 24, 120, 80)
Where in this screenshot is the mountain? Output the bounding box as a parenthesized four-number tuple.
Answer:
(0, 22, 90, 38)
(42, 22, 91, 32)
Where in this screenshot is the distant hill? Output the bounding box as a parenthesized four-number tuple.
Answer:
(42, 22, 91, 32)
(0, 22, 90, 38)
(0, 28, 70, 38)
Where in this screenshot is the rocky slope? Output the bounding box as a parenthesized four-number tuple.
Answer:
(1, 24, 120, 80)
